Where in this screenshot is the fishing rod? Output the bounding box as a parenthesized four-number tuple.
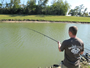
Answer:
(27, 28, 90, 51)
(27, 28, 58, 42)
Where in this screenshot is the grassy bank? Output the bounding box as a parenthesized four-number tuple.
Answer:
(0, 14, 90, 23)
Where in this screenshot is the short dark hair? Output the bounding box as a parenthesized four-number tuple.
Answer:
(69, 26, 78, 35)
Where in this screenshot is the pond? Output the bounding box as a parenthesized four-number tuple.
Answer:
(0, 23, 90, 68)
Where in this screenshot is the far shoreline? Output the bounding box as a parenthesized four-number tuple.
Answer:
(0, 15, 90, 24)
(0, 20, 90, 24)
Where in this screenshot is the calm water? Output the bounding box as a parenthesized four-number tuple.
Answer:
(0, 23, 90, 68)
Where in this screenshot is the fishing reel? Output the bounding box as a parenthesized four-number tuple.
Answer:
(81, 53, 90, 63)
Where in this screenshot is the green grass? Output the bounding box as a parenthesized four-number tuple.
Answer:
(80, 63, 90, 68)
(0, 14, 90, 23)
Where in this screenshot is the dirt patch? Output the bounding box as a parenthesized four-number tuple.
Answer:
(0, 20, 90, 24)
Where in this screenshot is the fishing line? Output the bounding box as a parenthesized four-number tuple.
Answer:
(26, 28, 90, 52)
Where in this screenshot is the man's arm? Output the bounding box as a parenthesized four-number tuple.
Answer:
(80, 51, 84, 55)
(58, 41, 61, 52)
(80, 43, 84, 55)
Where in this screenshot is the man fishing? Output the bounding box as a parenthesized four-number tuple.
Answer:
(58, 26, 84, 68)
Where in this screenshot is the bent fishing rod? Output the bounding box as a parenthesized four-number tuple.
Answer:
(27, 28, 90, 51)
(27, 28, 58, 42)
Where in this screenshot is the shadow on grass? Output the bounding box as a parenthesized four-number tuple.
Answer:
(8, 14, 48, 18)
(8, 14, 29, 17)
(35, 15, 63, 17)
(9, 14, 52, 18)
(35, 15, 46, 17)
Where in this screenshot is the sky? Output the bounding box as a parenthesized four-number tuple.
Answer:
(65, 0, 90, 12)
(0, 0, 90, 12)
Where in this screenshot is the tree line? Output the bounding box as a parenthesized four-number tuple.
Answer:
(0, 0, 70, 15)
(68, 4, 89, 17)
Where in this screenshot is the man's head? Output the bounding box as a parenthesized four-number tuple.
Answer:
(69, 26, 78, 37)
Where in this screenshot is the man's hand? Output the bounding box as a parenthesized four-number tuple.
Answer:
(58, 41, 61, 52)
(57, 41, 60, 45)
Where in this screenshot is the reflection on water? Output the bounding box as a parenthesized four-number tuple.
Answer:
(0, 23, 90, 68)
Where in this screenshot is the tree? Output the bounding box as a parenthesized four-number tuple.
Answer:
(69, 4, 88, 16)
(0, 3, 3, 13)
(0, 0, 70, 15)
(0, 3, 2, 8)
(5, 2, 9, 8)
(44, 6, 51, 15)
(6, 0, 20, 14)
(68, 9, 75, 16)
(38, 0, 48, 7)
(26, 0, 36, 14)
(51, 0, 70, 15)
(13, 0, 20, 9)
(9, 0, 14, 8)
(62, 0, 70, 15)
(82, 8, 88, 16)
(36, 0, 48, 14)
(68, 6, 79, 16)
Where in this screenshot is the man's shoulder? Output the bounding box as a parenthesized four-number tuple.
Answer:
(63, 38, 72, 42)
(63, 37, 84, 44)
(75, 37, 84, 43)
(62, 39, 71, 43)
